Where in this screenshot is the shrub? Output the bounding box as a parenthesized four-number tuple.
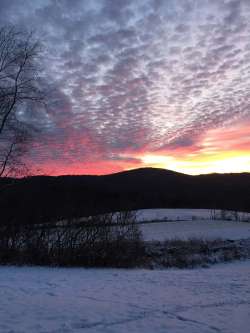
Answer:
(0, 210, 145, 267)
(145, 238, 246, 268)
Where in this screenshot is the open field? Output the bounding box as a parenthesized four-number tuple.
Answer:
(135, 209, 250, 241)
(140, 219, 250, 241)
(0, 208, 249, 332)
(0, 261, 249, 333)
(136, 208, 250, 222)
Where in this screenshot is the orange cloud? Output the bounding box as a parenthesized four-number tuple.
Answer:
(139, 120, 250, 175)
(29, 119, 250, 176)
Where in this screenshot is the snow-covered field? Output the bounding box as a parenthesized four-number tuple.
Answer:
(140, 219, 250, 241)
(0, 261, 249, 333)
(137, 208, 213, 221)
(136, 208, 250, 222)
(135, 209, 250, 241)
(0, 209, 249, 332)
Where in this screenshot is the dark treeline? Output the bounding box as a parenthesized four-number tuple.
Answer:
(0, 168, 250, 226)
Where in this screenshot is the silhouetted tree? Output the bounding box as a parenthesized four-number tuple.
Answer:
(0, 25, 44, 176)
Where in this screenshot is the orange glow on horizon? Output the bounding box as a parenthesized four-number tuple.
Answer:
(140, 121, 250, 175)
(141, 151, 250, 175)
(32, 120, 250, 176)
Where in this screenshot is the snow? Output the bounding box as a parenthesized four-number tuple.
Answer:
(136, 208, 250, 222)
(140, 219, 250, 241)
(0, 261, 250, 332)
(137, 208, 215, 221)
(135, 209, 250, 241)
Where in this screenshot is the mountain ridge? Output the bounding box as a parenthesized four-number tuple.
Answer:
(0, 167, 250, 225)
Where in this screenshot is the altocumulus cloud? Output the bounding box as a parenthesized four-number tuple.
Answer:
(1, 0, 250, 173)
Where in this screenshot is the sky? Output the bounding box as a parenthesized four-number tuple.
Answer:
(1, 0, 250, 175)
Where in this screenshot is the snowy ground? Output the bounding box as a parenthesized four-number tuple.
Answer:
(136, 208, 250, 222)
(140, 219, 250, 241)
(0, 261, 250, 333)
(135, 209, 250, 241)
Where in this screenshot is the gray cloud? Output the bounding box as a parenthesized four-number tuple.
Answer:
(1, 0, 250, 171)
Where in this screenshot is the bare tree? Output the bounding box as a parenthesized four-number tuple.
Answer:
(0, 123, 31, 177)
(0, 25, 44, 176)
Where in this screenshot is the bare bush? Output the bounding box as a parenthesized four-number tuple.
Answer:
(145, 238, 244, 268)
(0, 211, 145, 267)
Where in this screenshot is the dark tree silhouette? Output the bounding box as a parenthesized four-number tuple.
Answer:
(0, 26, 44, 176)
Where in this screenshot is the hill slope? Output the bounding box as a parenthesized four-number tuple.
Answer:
(0, 168, 250, 225)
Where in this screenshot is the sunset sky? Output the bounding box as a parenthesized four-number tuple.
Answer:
(1, 0, 250, 175)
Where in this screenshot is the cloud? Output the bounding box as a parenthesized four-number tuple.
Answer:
(1, 0, 250, 174)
